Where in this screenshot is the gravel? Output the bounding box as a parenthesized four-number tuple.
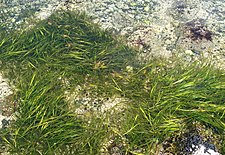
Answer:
(68, 0, 225, 66)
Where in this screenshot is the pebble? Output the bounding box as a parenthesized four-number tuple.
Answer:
(185, 50, 195, 56)
(0, 74, 13, 100)
(193, 145, 220, 155)
(0, 115, 10, 129)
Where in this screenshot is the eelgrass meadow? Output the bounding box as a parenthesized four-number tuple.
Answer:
(0, 10, 225, 154)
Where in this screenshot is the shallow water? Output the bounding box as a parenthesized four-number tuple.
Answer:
(0, 0, 224, 154)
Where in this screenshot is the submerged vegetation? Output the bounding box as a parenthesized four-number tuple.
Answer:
(0, 10, 225, 154)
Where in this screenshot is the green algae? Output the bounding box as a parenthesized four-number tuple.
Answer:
(0, 10, 225, 154)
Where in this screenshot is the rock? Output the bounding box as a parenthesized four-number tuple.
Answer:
(193, 144, 220, 155)
(185, 50, 195, 56)
(0, 114, 11, 129)
(0, 74, 13, 99)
